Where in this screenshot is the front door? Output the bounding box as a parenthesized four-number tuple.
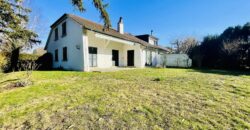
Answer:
(112, 50, 119, 66)
(89, 47, 97, 67)
(127, 50, 134, 66)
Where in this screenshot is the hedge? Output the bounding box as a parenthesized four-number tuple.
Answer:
(18, 53, 53, 70)
(0, 53, 8, 71)
(19, 53, 40, 61)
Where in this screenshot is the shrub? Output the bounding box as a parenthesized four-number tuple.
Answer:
(17, 54, 39, 71)
(19, 53, 40, 61)
(17, 53, 53, 71)
(0, 53, 8, 72)
(36, 53, 53, 70)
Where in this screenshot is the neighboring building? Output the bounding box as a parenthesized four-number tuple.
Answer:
(45, 14, 169, 71)
(136, 34, 159, 46)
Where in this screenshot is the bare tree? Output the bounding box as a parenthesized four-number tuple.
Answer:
(181, 38, 199, 54)
(171, 37, 199, 54)
(221, 39, 249, 69)
(221, 39, 245, 55)
(171, 39, 181, 53)
(17, 60, 40, 86)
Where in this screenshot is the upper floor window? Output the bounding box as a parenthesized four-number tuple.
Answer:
(154, 40, 158, 46)
(62, 22, 67, 37)
(63, 47, 68, 61)
(55, 49, 58, 62)
(54, 28, 58, 41)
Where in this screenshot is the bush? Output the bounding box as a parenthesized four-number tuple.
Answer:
(19, 53, 40, 61)
(17, 54, 39, 71)
(0, 53, 8, 72)
(36, 53, 53, 70)
(17, 53, 53, 71)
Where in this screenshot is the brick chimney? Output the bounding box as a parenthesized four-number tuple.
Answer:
(117, 17, 124, 34)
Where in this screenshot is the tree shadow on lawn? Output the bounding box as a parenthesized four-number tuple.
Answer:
(190, 68, 250, 76)
(0, 79, 20, 85)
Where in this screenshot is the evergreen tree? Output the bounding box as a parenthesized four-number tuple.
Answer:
(0, 0, 40, 71)
(71, 0, 111, 29)
(0, 0, 111, 72)
(189, 23, 250, 70)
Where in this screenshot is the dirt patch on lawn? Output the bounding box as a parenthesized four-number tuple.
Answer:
(2, 81, 31, 91)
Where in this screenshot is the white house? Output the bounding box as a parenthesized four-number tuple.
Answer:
(45, 14, 169, 71)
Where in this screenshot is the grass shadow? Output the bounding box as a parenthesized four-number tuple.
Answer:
(190, 68, 250, 76)
(0, 79, 20, 85)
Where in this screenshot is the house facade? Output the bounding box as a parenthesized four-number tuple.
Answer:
(45, 14, 169, 71)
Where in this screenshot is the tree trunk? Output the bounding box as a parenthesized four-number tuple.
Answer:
(7, 47, 20, 72)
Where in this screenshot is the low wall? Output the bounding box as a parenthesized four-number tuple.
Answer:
(165, 54, 192, 68)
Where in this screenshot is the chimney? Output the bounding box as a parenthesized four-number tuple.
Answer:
(118, 17, 124, 34)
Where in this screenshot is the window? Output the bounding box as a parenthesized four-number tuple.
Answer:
(89, 47, 97, 67)
(54, 28, 58, 41)
(62, 22, 67, 37)
(55, 49, 58, 62)
(63, 47, 68, 61)
(154, 40, 158, 46)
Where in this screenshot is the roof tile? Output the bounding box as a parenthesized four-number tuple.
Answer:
(68, 14, 169, 51)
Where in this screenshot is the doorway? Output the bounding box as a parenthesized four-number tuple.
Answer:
(89, 47, 97, 67)
(127, 50, 134, 66)
(112, 50, 119, 66)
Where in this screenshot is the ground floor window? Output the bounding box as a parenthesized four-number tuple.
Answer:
(55, 49, 58, 62)
(63, 47, 68, 61)
(89, 47, 97, 67)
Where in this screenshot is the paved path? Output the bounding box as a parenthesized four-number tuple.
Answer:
(89, 67, 137, 72)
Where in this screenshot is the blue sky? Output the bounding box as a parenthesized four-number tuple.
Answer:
(30, 0, 250, 48)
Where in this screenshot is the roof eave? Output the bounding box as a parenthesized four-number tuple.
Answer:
(50, 13, 68, 28)
(83, 27, 138, 44)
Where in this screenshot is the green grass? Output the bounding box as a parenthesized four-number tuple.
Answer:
(0, 68, 249, 129)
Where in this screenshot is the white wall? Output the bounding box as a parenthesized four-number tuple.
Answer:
(143, 48, 164, 67)
(82, 30, 89, 71)
(166, 54, 192, 68)
(152, 49, 158, 66)
(122, 43, 144, 67)
(148, 37, 155, 45)
(87, 31, 144, 68)
(46, 18, 84, 71)
(148, 37, 158, 46)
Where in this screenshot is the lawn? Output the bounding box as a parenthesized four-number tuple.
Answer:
(0, 68, 249, 129)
